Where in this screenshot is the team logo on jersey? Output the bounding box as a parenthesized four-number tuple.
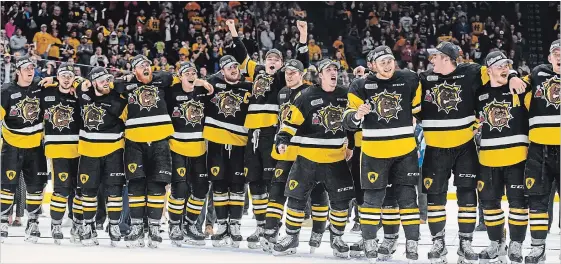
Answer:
(477, 180, 485, 192)
(288, 180, 298, 190)
(12, 96, 40, 124)
(129, 85, 160, 111)
(128, 163, 137, 173)
(367, 172, 379, 183)
(535, 76, 560, 109)
(44, 103, 74, 131)
(279, 102, 291, 123)
(370, 90, 403, 122)
(211, 166, 220, 176)
(80, 174, 89, 184)
(480, 99, 513, 132)
(425, 82, 462, 114)
(210, 91, 243, 117)
(177, 167, 186, 177)
(82, 104, 106, 130)
(173, 100, 204, 126)
(274, 169, 283, 178)
(6, 170, 16, 181)
(424, 178, 433, 189)
(525, 178, 535, 189)
(312, 103, 344, 134)
(252, 74, 273, 98)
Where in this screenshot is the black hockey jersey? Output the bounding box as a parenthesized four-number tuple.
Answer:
(271, 84, 308, 161)
(203, 74, 251, 146)
(114, 71, 175, 143)
(277, 85, 348, 163)
(522, 64, 560, 146)
(419, 63, 489, 148)
(41, 84, 81, 159)
(78, 89, 127, 158)
(0, 79, 43, 148)
(344, 70, 422, 158)
(475, 83, 530, 167)
(167, 80, 208, 157)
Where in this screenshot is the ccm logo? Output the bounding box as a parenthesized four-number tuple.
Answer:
(458, 174, 476, 178)
(510, 185, 524, 189)
(337, 186, 354, 192)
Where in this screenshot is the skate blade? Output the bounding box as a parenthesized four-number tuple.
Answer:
(93, 238, 99, 246)
(273, 248, 297, 256)
(310, 246, 318, 254)
(25, 236, 39, 243)
(147, 239, 161, 248)
(458, 256, 477, 264)
(248, 241, 262, 249)
(260, 238, 272, 253)
(110, 241, 119, 247)
(377, 253, 393, 261)
(333, 249, 349, 258)
(81, 239, 96, 246)
(350, 250, 364, 258)
(54, 239, 62, 245)
(183, 239, 206, 246)
(230, 240, 241, 248)
(429, 256, 448, 264)
(212, 239, 230, 247)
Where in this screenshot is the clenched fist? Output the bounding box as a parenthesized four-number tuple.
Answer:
(296, 20, 307, 33)
(354, 103, 371, 120)
(226, 19, 236, 29)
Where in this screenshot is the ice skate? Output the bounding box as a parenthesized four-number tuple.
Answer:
(125, 224, 144, 248)
(272, 234, 299, 256)
(350, 222, 361, 233)
(458, 235, 478, 264)
(168, 223, 183, 247)
(147, 224, 162, 248)
(228, 220, 243, 248)
(24, 219, 40, 244)
(182, 223, 206, 246)
(479, 241, 507, 264)
(428, 235, 448, 264)
(377, 236, 398, 261)
(0, 222, 8, 243)
(90, 223, 99, 245)
(364, 238, 379, 262)
(330, 234, 350, 258)
(81, 223, 97, 246)
(51, 224, 63, 245)
(524, 244, 546, 264)
(70, 221, 83, 244)
(260, 228, 278, 253)
(247, 225, 263, 249)
(508, 241, 523, 264)
(211, 222, 230, 247)
(308, 231, 323, 253)
(406, 240, 420, 262)
(350, 238, 365, 258)
(109, 224, 121, 247)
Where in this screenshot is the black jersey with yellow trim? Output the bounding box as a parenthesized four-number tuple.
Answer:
(0, 78, 44, 149)
(522, 64, 560, 145)
(41, 84, 81, 159)
(419, 63, 489, 148)
(344, 69, 422, 158)
(271, 84, 308, 161)
(475, 83, 530, 167)
(232, 37, 310, 129)
(167, 81, 209, 157)
(202, 74, 251, 146)
(276, 85, 348, 163)
(114, 71, 175, 143)
(77, 88, 127, 158)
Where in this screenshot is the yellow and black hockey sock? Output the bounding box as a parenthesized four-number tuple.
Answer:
(329, 209, 349, 236)
(251, 193, 268, 226)
(49, 193, 68, 225)
(81, 196, 98, 224)
(359, 206, 381, 239)
(167, 196, 185, 224)
(401, 207, 421, 240)
(213, 191, 229, 222)
(184, 195, 203, 223)
(508, 208, 528, 242)
(286, 207, 305, 235)
(25, 190, 44, 218)
(72, 195, 83, 223)
(382, 205, 400, 238)
(427, 193, 447, 236)
(311, 204, 328, 233)
(228, 191, 245, 220)
(483, 208, 505, 241)
(146, 195, 165, 222)
(0, 190, 15, 222)
(457, 188, 477, 233)
(265, 182, 286, 230)
(107, 196, 123, 225)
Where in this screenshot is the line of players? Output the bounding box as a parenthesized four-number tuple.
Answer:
(0, 15, 559, 264)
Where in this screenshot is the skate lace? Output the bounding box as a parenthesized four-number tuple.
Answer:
(82, 224, 92, 237)
(406, 240, 418, 251)
(310, 232, 322, 242)
(26, 221, 39, 234)
(380, 238, 396, 249)
(528, 245, 544, 257)
(430, 238, 444, 252)
(0, 223, 8, 232)
(249, 226, 263, 238)
(482, 243, 499, 255)
(149, 225, 161, 236)
(130, 224, 143, 236)
(229, 224, 241, 236)
(332, 235, 346, 246)
(215, 224, 228, 235)
(509, 241, 522, 254)
(110, 225, 121, 237)
(460, 238, 475, 253)
(51, 224, 62, 234)
(278, 235, 295, 247)
(188, 224, 205, 237)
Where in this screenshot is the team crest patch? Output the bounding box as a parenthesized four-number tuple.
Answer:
(177, 167, 186, 177)
(312, 103, 344, 134)
(211, 167, 220, 176)
(252, 74, 273, 98)
(128, 163, 138, 173)
(82, 104, 106, 130)
(173, 100, 204, 126)
(58, 172, 68, 182)
(535, 76, 560, 109)
(425, 82, 462, 114)
(80, 174, 89, 184)
(129, 85, 160, 111)
(424, 178, 433, 189)
(274, 169, 283, 178)
(13, 96, 40, 124)
(525, 178, 535, 189)
(44, 103, 74, 131)
(6, 170, 16, 180)
(367, 172, 379, 183)
(477, 181, 485, 192)
(480, 99, 513, 132)
(210, 91, 243, 117)
(370, 89, 403, 122)
(289, 180, 298, 190)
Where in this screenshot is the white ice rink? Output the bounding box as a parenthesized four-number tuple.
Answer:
(1, 200, 559, 264)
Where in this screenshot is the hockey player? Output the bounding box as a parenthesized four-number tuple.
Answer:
(474, 51, 530, 264)
(0, 57, 48, 243)
(225, 19, 310, 247)
(521, 39, 560, 264)
(273, 59, 355, 258)
(262, 59, 329, 253)
(203, 55, 252, 248)
(40, 63, 84, 245)
(165, 62, 210, 246)
(343, 46, 422, 262)
(419, 42, 526, 264)
(76, 67, 127, 246)
(113, 55, 212, 248)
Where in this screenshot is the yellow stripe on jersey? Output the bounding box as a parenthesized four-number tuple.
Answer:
(529, 127, 560, 145)
(0, 106, 5, 120)
(240, 57, 258, 81)
(124, 124, 174, 143)
(169, 140, 206, 157)
(45, 144, 79, 159)
(362, 137, 416, 159)
(244, 112, 278, 129)
(348, 93, 365, 110)
(423, 127, 474, 148)
(297, 145, 346, 163)
(78, 139, 124, 157)
(1, 127, 42, 149)
(271, 144, 298, 161)
(524, 92, 531, 111)
(412, 82, 422, 114)
(480, 66, 490, 85)
(280, 105, 305, 136)
(354, 131, 362, 147)
(203, 126, 248, 146)
(479, 146, 528, 167)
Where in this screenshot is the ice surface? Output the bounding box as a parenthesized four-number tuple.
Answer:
(1, 201, 559, 263)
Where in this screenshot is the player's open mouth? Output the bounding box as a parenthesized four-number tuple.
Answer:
(500, 73, 507, 78)
(143, 71, 150, 76)
(330, 77, 336, 81)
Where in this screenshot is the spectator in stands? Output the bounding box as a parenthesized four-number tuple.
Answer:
(0, 53, 15, 84)
(9, 28, 27, 55)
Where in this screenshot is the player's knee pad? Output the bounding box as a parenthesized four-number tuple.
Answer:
(191, 178, 209, 198)
(1, 184, 17, 194)
(53, 186, 71, 198)
(171, 181, 188, 199)
(330, 199, 349, 211)
(81, 188, 98, 197)
(249, 180, 267, 195)
(229, 182, 245, 193)
(213, 180, 229, 193)
(456, 187, 477, 206)
(310, 184, 328, 205)
(26, 184, 44, 194)
(147, 181, 166, 195)
(269, 182, 285, 200)
(286, 197, 307, 211)
(363, 188, 386, 208)
(396, 185, 418, 208)
(508, 198, 527, 210)
(128, 179, 146, 196)
(427, 192, 447, 205)
(105, 184, 123, 198)
(480, 199, 502, 210)
(528, 195, 549, 211)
